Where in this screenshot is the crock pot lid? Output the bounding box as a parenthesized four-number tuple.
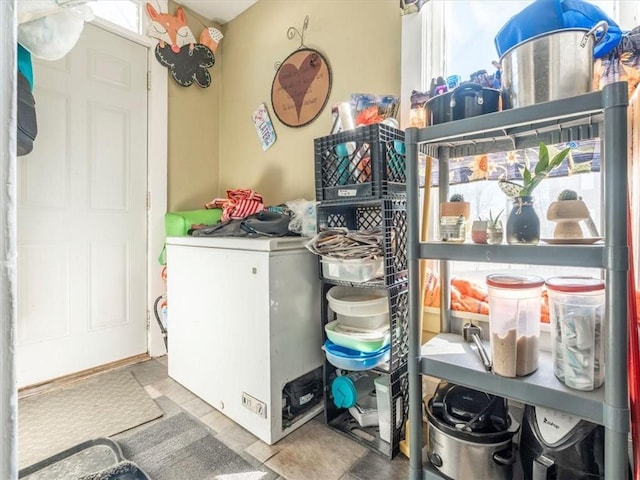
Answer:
(331, 376, 357, 409)
(427, 400, 517, 445)
(486, 274, 544, 289)
(445, 387, 494, 420)
(433, 384, 510, 433)
(545, 276, 604, 293)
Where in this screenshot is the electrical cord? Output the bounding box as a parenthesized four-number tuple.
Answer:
(153, 294, 167, 349)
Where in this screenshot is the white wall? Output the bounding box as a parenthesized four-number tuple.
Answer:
(0, 1, 18, 478)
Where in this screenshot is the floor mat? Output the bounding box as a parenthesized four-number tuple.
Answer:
(20, 438, 123, 480)
(19, 437, 149, 480)
(114, 412, 278, 480)
(19, 370, 163, 469)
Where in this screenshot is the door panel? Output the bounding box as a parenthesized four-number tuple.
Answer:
(17, 23, 149, 387)
(19, 88, 69, 209)
(18, 243, 70, 344)
(88, 105, 129, 210)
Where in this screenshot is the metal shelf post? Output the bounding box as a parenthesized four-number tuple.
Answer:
(602, 82, 630, 479)
(405, 130, 424, 480)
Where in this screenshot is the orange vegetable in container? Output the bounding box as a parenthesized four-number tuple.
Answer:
(450, 285, 463, 303)
(452, 277, 488, 302)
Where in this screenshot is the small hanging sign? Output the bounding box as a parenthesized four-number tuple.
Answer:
(271, 16, 332, 128)
(252, 103, 277, 151)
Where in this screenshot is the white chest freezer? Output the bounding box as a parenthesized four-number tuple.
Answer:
(166, 236, 323, 444)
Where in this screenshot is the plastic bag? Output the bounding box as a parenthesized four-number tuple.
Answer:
(19, 0, 65, 24)
(285, 199, 318, 237)
(18, 5, 94, 61)
(595, 26, 640, 99)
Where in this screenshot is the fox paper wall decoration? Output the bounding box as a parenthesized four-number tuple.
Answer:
(145, 3, 218, 88)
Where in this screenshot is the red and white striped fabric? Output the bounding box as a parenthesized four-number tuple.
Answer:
(205, 189, 265, 221)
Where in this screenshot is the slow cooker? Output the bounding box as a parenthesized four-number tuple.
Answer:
(426, 382, 519, 480)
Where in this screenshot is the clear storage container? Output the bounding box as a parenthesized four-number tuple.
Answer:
(321, 256, 384, 283)
(546, 277, 605, 391)
(487, 274, 544, 377)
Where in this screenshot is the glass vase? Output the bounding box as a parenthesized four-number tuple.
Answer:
(506, 196, 540, 245)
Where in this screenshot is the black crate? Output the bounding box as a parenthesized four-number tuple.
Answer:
(315, 198, 407, 287)
(323, 362, 409, 459)
(314, 124, 406, 202)
(320, 281, 408, 373)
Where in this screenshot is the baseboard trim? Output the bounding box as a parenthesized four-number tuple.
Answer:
(18, 353, 151, 399)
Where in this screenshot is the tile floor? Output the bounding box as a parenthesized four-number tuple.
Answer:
(120, 356, 410, 480)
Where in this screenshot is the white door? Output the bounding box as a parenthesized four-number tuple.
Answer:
(16, 23, 149, 388)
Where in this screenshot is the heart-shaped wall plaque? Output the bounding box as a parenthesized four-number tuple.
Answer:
(271, 48, 331, 128)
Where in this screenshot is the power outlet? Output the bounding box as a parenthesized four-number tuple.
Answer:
(241, 392, 267, 418)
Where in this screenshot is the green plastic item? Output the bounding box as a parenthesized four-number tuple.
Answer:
(158, 208, 223, 264)
(164, 208, 222, 237)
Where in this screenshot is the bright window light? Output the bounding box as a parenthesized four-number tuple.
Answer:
(418, 0, 612, 284)
(89, 0, 140, 33)
(443, 0, 616, 80)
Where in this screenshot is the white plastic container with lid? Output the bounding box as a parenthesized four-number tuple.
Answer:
(486, 274, 544, 377)
(348, 390, 379, 427)
(374, 375, 391, 444)
(546, 276, 605, 391)
(331, 371, 375, 409)
(337, 311, 390, 330)
(321, 256, 384, 283)
(326, 286, 389, 318)
(331, 371, 379, 427)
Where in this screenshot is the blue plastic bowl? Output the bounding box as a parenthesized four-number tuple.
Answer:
(323, 340, 390, 371)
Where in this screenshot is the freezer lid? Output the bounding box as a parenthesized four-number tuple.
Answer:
(166, 235, 309, 252)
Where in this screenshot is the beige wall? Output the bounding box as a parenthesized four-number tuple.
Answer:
(166, 0, 401, 209)
(167, 1, 223, 211)
(219, 0, 401, 205)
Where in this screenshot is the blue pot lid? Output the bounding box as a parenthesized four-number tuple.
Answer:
(331, 376, 357, 409)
